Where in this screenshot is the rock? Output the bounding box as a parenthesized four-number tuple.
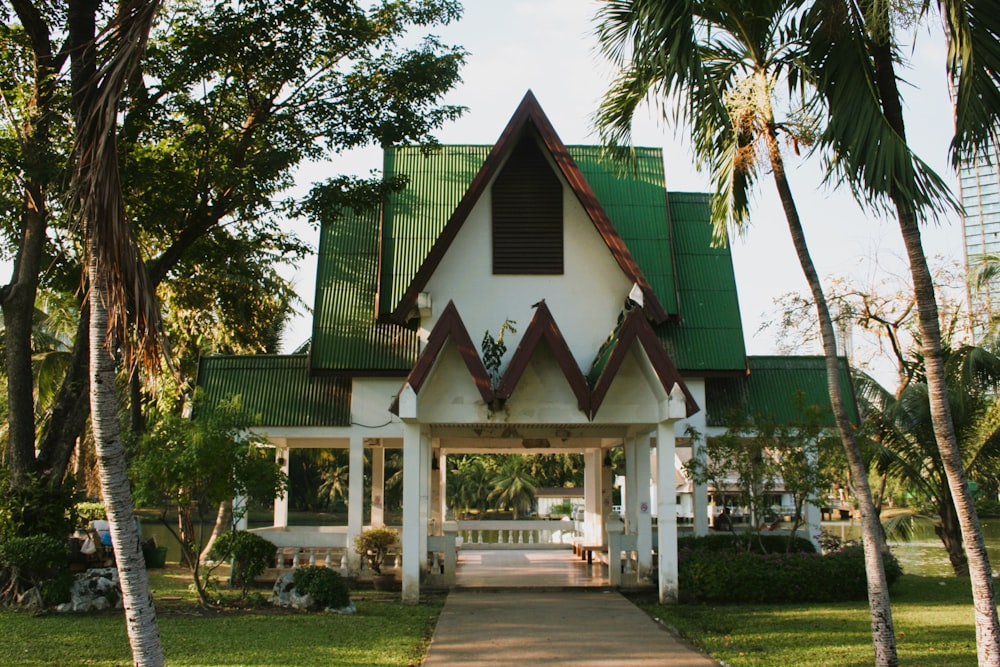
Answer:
(60, 568, 122, 613)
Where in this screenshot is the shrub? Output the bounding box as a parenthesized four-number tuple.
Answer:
(677, 532, 816, 554)
(292, 566, 350, 609)
(0, 534, 71, 606)
(0, 473, 77, 540)
(354, 527, 398, 575)
(678, 544, 901, 604)
(209, 530, 276, 596)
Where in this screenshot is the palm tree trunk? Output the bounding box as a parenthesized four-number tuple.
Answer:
(765, 126, 898, 666)
(864, 22, 1000, 663)
(89, 258, 165, 667)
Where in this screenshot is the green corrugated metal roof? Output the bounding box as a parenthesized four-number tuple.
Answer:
(569, 146, 678, 314)
(380, 146, 490, 314)
(196, 355, 350, 427)
(311, 205, 418, 371)
(704, 355, 858, 427)
(657, 192, 747, 372)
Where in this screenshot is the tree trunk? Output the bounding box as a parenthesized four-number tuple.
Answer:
(864, 21, 1000, 664)
(89, 259, 165, 667)
(2, 0, 63, 490)
(765, 125, 898, 666)
(200, 499, 234, 563)
(936, 499, 970, 577)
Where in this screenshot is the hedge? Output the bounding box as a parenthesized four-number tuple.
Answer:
(678, 545, 903, 604)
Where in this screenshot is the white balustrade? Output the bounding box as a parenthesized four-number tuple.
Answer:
(454, 520, 575, 549)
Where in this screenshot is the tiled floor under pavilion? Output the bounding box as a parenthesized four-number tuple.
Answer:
(450, 549, 612, 589)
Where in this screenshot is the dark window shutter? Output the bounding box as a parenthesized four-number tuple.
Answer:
(492, 136, 563, 274)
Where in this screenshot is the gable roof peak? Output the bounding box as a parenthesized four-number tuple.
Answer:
(388, 93, 669, 324)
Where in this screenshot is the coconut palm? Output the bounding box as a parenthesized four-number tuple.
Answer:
(595, 2, 898, 662)
(488, 455, 537, 520)
(72, 1, 165, 664)
(858, 346, 1000, 576)
(448, 455, 494, 518)
(804, 2, 1000, 661)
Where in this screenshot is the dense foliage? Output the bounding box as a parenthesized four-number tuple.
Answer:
(209, 531, 276, 599)
(677, 537, 901, 604)
(292, 566, 350, 609)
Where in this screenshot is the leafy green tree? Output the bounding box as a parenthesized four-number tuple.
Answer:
(595, 2, 897, 658)
(804, 2, 1000, 658)
(858, 345, 1000, 577)
(131, 394, 286, 604)
(448, 455, 494, 519)
(1, 0, 467, 494)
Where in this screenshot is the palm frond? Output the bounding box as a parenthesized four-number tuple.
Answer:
(72, 0, 165, 373)
(937, 0, 1000, 165)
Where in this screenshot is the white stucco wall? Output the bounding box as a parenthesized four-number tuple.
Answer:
(421, 166, 633, 373)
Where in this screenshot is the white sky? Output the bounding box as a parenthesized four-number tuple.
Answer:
(283, 1, 964, 388)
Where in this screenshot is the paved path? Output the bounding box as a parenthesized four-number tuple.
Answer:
(422, 589, 720, 666)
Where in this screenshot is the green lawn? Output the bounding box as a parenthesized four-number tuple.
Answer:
(1, 566, 443, 667)
(632, 575, 979, 666)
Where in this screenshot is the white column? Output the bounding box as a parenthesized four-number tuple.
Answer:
(601, 451, 613, 544)
(234, 495, 248, 530)
(401, 423, 421, 603)
(346, 437, 364, 574)
(371, 445, 385, 528)
(635, 433, 653, 581)
(692, 431, 709, 536)
(418, 438, 432, 566)
(624, 438, 638, 533)
(274, 445, 290, 528)
(430, 450, 445, 535)
(805, 447, 822, 550)
(583, 449, 601, 544)
(656, 423, 679, 603)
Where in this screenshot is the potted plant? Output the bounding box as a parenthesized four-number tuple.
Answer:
(354, 527, 398, 588)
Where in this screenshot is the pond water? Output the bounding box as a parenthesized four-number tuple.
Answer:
(824, 517, 1000, 577)
(140, 517, 1000, 578)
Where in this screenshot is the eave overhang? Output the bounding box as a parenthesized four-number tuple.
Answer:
(389, 90, 669, 325)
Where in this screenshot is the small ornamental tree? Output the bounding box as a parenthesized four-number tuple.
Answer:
(354, 527, 398, 575)
(208, 530, 276, 600)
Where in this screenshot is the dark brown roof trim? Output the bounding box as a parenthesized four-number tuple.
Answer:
(389, 90, 668, 324)
(389, 300, 494, 415)
(494, 300, 591, 412)
(590, 310, 699, 419)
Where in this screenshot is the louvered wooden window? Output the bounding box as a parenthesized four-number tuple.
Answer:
(492, 135, 563, 274)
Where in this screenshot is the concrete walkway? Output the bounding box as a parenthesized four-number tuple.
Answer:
(422, 589, 720, 666)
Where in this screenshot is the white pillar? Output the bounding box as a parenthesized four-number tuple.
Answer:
(601, 451, 613, 544)
(431, 450, 445, 535)
(624, 438, 638, 534)
(401, 423, 421, 603)
(371, 444, 385, 528)
(274, 445, 290, 528)
(346, 437, 364, 574)
(635, 433, 653, 581)
(656, 423, 678, 603)
(692, 431, 709, 536)
(583, 449, 602, 544)
(234, 495, 248, 530)
(805, 447, 822, 550)
(418, 438, 432, 566)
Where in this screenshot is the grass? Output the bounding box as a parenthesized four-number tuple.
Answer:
(0, 565, 443, 667)
(630, 574, 980, 666)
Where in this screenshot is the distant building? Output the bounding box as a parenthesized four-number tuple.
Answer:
(960, 138, 1000, 341)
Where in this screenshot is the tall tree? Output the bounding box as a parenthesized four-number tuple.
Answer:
(1, 0, 466, 492)
(73, 0, 165, 662)
(805, 2, 1000, 661)
(595, 2, 898, 662)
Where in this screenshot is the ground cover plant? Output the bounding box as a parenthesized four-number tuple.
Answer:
(631, 575, 978, 666)
(0, 565, 443, 666)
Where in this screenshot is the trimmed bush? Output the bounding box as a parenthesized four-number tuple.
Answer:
(292, 566, 350, 609)
(209, 530, 276, 595)
(678, 545, 902, 604)
(0, 534, 71, 606)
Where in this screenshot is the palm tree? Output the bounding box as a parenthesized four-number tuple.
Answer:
(72, 1, 165, 664)
(595, 2, 898, 662)
(804, 2, 1000, 661)
(448, 455, 494, 518)
(488, 455, 537, 520)
(858, 346, 1000, 577)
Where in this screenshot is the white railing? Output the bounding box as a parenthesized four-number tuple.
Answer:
(250, 526, 349, 574)
(455, 519, 576, 549)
